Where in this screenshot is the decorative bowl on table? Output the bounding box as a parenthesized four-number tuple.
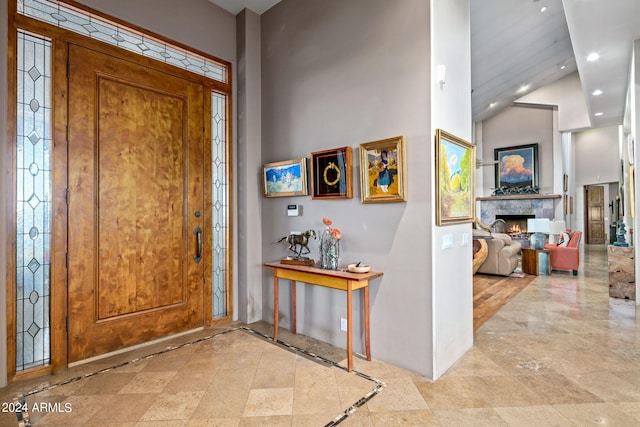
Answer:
(347, 263, 371, 273)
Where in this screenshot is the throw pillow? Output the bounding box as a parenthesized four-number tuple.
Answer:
(557, 232, 570, 247)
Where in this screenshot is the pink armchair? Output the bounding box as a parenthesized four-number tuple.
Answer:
(544, 231, 582, 275)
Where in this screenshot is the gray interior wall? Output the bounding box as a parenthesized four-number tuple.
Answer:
(1, 0, 9, 388)
(260, 0, 434, 376)
(481, 105, 555, 196)
(236, 9, 263, 323)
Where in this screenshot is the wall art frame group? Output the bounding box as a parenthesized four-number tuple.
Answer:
(310, 146, 353, 199)
(262, 157, 308, 198)
(494, 143, 539, 190)
(359, 136, 408, 203)
(435, 129, 475, 226)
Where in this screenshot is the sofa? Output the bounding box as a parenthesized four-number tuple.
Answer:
(544, 231, 582, 275)
(473, 229, 522, 276)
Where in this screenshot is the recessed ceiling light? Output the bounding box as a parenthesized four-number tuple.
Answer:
(592, 89, 603, 96)
(594, 112, 604, 116)
(517, 85, 529, 94)
(560, 65, 566, 70)
(586, 52, 600, 62)
(489, 102, 497, 108)
(540, 6, 548, 12)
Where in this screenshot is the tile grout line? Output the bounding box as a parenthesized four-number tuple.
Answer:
(13, 326, 386, 426)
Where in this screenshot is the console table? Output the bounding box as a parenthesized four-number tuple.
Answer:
(263, 261, 383, 372)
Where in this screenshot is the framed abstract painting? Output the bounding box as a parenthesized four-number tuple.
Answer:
(435, 129, 475, 226)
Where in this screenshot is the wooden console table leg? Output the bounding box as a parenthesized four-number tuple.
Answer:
(347, 283, 353, 372)
(291, 280, 297, 334)
(273, 275, 279, 341)
(364, 284, 371, 361)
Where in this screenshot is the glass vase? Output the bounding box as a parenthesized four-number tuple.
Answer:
(319, 230, 340, 270)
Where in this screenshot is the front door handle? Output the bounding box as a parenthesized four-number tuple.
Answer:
(193, 226, 203, 263)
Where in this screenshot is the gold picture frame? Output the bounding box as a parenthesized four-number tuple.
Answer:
(436, 129, 475, 226)
(359, 136, 408, 203)
(262, 158, 308, 198)
(310, 147, 353, 199)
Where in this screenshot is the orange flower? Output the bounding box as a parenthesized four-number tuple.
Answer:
(322, 218, 332, 226)
(332, 229, 342, 240)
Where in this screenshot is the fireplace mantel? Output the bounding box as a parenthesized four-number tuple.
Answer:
(476, 194, 561, 201)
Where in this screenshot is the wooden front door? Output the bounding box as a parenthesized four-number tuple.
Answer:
(585, 185, 605, 244)
(67, 44, 205, 362)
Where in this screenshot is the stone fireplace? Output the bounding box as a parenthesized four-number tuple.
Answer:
(477, 194, 561, 230)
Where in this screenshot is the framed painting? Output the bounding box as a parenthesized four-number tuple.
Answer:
(310, 147, 352, 199)
(494, 143, 539, 190)
(435, 129, 475, 226)
(262, 158, 308, 198)
(359, 136, 407, 203)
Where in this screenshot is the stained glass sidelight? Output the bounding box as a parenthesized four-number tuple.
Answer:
(16, 31, 52, 371)
(18, 0, 227, 83)
(212, 92, 228, 319)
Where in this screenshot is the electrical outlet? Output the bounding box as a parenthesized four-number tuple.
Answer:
(340, 318, 347, 331)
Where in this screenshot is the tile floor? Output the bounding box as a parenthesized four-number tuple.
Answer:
(1, 244, 639, 426)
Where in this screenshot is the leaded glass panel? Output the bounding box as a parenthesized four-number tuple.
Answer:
(16, 31, 52, 371)
(212, 92, 228, 319)
(18, 0, 227, 82)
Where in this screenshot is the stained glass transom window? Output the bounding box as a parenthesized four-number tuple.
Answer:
(16, 31, 52, 371)
(18, 0, 227, 83)
(212, 92, 228, 319)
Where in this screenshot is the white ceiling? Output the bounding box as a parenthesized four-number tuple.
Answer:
(211, 0, 640, 129)
(209, 0, 281, 15)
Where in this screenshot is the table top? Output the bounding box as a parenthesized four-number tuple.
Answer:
(264, 261, 383, 281)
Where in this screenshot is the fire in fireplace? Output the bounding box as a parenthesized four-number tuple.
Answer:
(496, 214, 535, 236)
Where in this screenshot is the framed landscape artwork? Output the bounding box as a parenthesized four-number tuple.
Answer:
(310, 147, 352, 199)
(262, 158, 308, 197)
(359, 136, 408, 203)
(435, 129, 475, 226)
(494, 143, 539, 190)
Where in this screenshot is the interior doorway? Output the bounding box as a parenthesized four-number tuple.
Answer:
(584, 185, 605, 244)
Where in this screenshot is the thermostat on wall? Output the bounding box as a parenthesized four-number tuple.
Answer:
(287, 204, 301, 216)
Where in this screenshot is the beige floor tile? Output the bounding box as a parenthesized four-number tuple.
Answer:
(365, 378, 429, 412)
(292, 385, 341, 415)
(615, 402, 640, 422)
(117, 371, 177, 394)
(515, 373, 603, 405)
(187, 419, 240, 427)
(493, 405, 575, 426)
(414, 376, 489, 409)
(554, 402, 640, 425)
(242, 388, 294, 417)
(432, 408, 509, 426)
(369, 409, 438, 426)
(568, 370, 640, 402)
(461, 376, 547, 407)
(88, 393, 157, 423)
(140, 391, 205, 422)
(191, 386, 250, 419)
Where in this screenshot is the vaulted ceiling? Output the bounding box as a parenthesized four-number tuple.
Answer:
(210, 0, 640, 130)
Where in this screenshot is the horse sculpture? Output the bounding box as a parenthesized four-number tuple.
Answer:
(276, 229, 317, 258)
